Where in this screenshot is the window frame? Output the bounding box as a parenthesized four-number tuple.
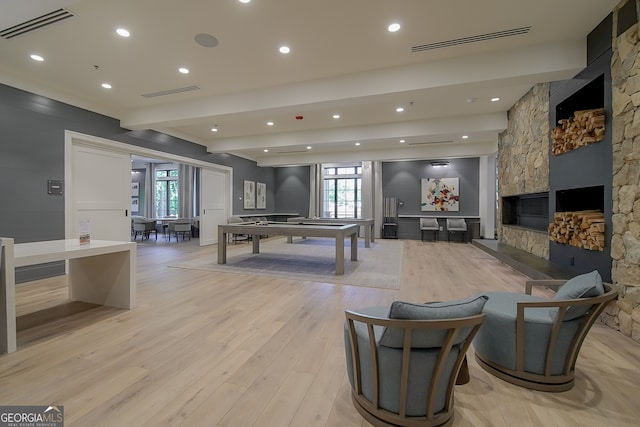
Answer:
(154, 165, 179, 218)
(322, 165, 362, 218)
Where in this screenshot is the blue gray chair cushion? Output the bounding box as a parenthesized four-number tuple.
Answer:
(551, 270, 604, 321)
(473, 291, 582, 375)
(554, 270, 603, 300)
(379, 295, 488, 348)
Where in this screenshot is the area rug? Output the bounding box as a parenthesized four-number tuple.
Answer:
(169, 237, 402, 289)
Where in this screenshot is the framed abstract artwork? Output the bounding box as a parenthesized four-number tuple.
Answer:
(421, 178, 459, 211)
(243, 180, 255, 209)
(256, 182, 266, 209)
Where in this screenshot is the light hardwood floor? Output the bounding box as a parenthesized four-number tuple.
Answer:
(1, 238, 638, 426)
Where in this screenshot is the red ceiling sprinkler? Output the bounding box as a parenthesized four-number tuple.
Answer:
(295, 115, 304, 120)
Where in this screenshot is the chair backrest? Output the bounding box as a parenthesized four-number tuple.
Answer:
(420, 218, 438, 229)
(446, 218, 467, 231)
(227, 216, 244, 224)
(516, 283, 617, 379)
(345, 309, 485, 426)
(173, 223, 191, 232)
(132, 222, 146, 232)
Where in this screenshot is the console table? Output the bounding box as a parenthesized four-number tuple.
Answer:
(1, 238, 136, 353)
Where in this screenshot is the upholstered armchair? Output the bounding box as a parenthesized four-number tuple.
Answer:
(132, 218, 157, 240)
(420, 217, 440, 242)
(167, 218, 192, 241)
(344, 295, 487, 427)
(227, 216, 250, 243)
(473, 270, 617, 392)
(445, 218, 467, 242)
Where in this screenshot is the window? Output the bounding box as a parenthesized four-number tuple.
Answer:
(323, 166, 362, 218)
(155, 167, 179, 217)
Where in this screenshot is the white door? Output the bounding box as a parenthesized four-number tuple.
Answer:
(70, 144, 131, 241)
(200, 169, 227, 246)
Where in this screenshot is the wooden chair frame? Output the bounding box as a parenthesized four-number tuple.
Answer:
(475, 281, 617, 392)
(345, 310, 485, 427)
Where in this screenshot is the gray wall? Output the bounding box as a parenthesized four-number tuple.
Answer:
(274, 166, 310, 217)
(0, 83, 272, 280)
(233, 166, 275, 216)
(382, 158, 480, 239)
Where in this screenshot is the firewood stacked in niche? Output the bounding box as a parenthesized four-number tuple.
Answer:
(551, 108, 605, 155)
(548, 210, 605, 251)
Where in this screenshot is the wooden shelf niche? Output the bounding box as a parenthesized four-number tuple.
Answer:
(548, 210, 605, 251)
(550, 185, 605, 251)
(551, 108, 605, 155)
(551, 74, 605, 156)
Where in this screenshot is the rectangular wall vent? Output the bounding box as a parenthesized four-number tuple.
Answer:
(412, 26, 531, 53)
(0, 9, 74, 40)
(141, 86, 200, 98)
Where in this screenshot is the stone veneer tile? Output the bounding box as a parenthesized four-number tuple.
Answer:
(611, 1, 640, 342)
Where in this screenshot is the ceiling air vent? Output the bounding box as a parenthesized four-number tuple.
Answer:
(141, 86, 200, 98)
(412, 26, 531, 53)
(276, 150, 309, 154)
(0, 9, 74, 40)
(407, 141, 453, 146)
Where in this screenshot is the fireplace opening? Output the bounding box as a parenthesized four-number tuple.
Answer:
(556, 185, 604, 212)
(502, 192, 549, 231)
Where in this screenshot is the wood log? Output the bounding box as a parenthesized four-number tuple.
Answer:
(548, 210, 605, 251)
(551, 108, 605, 155)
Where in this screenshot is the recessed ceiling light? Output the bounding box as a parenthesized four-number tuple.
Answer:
(263, 149, 269, 152)
(101, 83, 112, 89)
(178, 67, 189, 74)
(211, 127, 218, 132)
(355, 142, 361, 146)
(388, 23, 401, 32)
(461, 135, 469, 139)
(30, 54, 44, 62)
(399, 139, 405, 143)
(267, 121, 274, 126)
(333, 114, 340, 119)
(396, 107, 404, 112)
(116, 28, 130, 37)
(306, 146, 312, 150)
(239, 0, 251, 3)
(279, 46, 290, 54)
(491, 97, 500, 102)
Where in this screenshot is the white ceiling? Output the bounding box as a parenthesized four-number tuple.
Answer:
(0, 0, 617, 166)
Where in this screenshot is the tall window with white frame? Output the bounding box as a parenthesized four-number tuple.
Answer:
(323, 166, 362, 218)
(155, 166, 179, 218)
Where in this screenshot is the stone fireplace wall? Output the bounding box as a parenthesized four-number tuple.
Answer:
(611, 0, 640, 342)
(497, 83, 550, 259)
